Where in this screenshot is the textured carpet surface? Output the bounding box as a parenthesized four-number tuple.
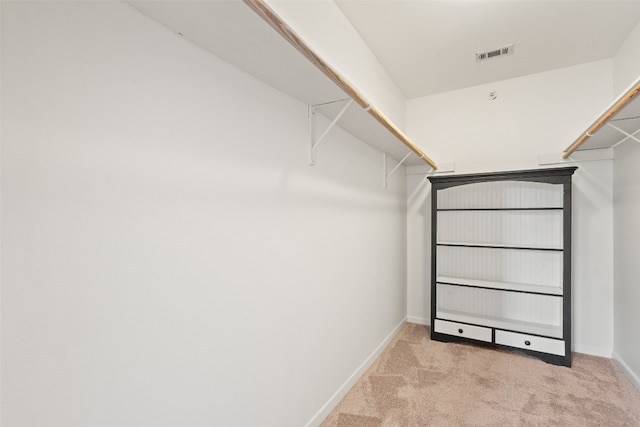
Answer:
(321, 323, 640, 427)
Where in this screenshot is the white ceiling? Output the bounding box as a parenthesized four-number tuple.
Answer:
(335, 0, 640, 99)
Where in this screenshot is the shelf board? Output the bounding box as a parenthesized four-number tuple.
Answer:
(436, 309, 563, 339)
(128, 1, 429, 165)
(436, 242, 563, 251)
(437, 207, 563, 212)
(572, 116, 640, 150)
(565, 76, 640, 155)
(436, 276, 563, 296)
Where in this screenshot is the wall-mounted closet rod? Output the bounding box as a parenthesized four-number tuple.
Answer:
(563, 77, 640, 159)
(243, 0, 438, 170)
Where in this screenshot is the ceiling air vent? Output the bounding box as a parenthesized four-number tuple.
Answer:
(476, 44, 514, 62)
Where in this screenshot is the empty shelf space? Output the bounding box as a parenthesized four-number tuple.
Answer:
(436, 309, 563, 339)
(436, 276, 563, 295)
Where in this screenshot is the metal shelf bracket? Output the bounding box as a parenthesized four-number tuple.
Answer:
(308, 98, 353, 166)
(607, 122, 640, 148)
(383, 151, 412, 188)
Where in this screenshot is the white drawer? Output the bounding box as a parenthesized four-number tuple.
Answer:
(495, 330, 565, 356)
(434, 319, 492, 343)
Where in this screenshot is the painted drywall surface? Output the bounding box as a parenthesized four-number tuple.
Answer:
(406, 172, 431, 325)
(612, 17, 640, 388)
(406, 60, 615, 356)
(612, 141, 640, 387)
(0, 2, 407, 426)
(408, 60, 613, 173)
(613, 19, 640, 94)
(265, 0, 407, 130)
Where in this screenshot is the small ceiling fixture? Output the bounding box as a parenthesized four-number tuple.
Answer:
(476, 44, 514, 62)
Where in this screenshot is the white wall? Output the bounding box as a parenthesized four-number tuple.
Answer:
(406, 171, 432, 325)
(613, 20, 640, 95)
(611, 141, 640, 389)
(406, 60, 616, 357)
(0, 2, 408, 426)
(266, 0, 407, 129)
(612, 20, 640, 390)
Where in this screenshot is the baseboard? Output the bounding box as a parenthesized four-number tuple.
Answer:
(304, 317, 408, 427)
(612, 351, 640, 392)
(407, 316, 430, 326)
(572, 344, 612, 358)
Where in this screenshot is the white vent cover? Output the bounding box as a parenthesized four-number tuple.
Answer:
(476, 44, 514, 62)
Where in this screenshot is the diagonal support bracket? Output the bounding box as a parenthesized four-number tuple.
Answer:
(383, 151, 412, 188)
(309, 98, 353, 166)
(607, 122, 640, 148)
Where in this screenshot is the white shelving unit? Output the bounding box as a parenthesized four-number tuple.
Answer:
(428, 167, 577, 366)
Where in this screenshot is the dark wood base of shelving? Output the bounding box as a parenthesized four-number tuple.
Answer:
(431, 331, 572, 367)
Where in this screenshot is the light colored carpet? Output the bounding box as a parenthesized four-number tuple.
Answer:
(321, 323, 640, 427)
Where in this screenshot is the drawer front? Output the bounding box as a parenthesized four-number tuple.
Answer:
(434, 319, 492, 343)
(495, 330, 565, 356)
